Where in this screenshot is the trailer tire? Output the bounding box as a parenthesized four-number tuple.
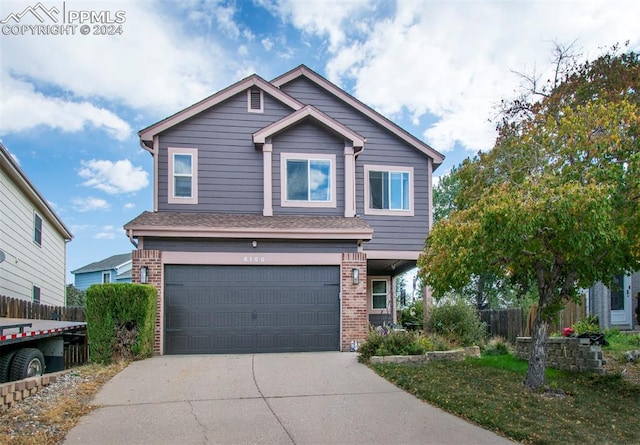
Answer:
(0, 350, 18, 383)
(9, 348, 45, 381)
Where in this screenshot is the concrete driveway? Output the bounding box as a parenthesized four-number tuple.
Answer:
(63, 352, 513, 445)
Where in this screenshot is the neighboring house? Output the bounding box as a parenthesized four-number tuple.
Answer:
(124, 65, 444, 355)
(71, 253, 132, 291)
(0, 143, 73, 306)
(588, 272, 639, 331)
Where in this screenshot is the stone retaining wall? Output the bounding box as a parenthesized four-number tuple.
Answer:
(369, 346, 480, 364)
(0, 370, 70, 412)
(515, 337, 604, 374)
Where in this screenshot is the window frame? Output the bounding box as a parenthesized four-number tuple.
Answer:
(280, 153, 336, 208)
(102, 271, 111, 284)
(247, 88, 263, 113)
(369, 277, 390, 312)
(34, 212, 43, 246)
(32, 286, 41, 304)
(364, 165, 414, 216)
(168, 147, 198, 205)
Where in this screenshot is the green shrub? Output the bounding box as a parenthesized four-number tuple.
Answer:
(419, 334, 455, 352)
(428, 298, 488, 346)
(358, 329, 426, 362)
(399, 300, 424, 329)
(86, 283, 157, 365)
(358, 329, 458, 362)
(572, 314, 600, 335)
(482, 337, 512, 356)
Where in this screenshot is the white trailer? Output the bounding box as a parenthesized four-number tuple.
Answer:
(0, 318, 87, 383)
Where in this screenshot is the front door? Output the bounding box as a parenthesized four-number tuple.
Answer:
(611, 274, 632, 326)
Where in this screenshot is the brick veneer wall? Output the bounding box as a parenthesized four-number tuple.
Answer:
(515, 337, 604, 374)
(132, 249, 163, 355)
(341, 252, 367, 351)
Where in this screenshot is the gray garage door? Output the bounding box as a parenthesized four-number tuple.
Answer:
(164, 265, 340, 354)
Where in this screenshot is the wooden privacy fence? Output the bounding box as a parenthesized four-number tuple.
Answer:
(526, 297, 586, 336)
(479, 308, 524, 344)
(1, 294, 89, 369)
(0, 294, 85, 321)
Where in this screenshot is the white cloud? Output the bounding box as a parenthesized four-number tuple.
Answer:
(9, 151, 19, 165)
(0, 1, 244, 138)
(279, 0, 640, 153)
(94, 232, 115, 240)
(79, 159, 149, 195)
(94, 225, 119, 239)
(123, 202, 135, 210)
(72, 197, 110, 212)
(262, 38, 274, 51)
(0, 74, 132, 141)
(261, 0, 378, 52)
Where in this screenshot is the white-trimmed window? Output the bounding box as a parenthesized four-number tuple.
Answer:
(168, 147, 198, 204)
(247, 88, 263, 113)
(34, 213, 43, 246)
(370, 278, 389, 311)
(102, 271, 111, 284)
(281, 153, 336, 208)
(364, 165, 414, 216)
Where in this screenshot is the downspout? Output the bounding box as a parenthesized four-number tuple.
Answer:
(127, 229, 138, 248)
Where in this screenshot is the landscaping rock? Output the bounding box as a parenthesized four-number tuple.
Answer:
(623, 350, 640, 363)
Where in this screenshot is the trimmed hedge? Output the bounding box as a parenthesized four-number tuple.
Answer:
(86, 283, 157, 365)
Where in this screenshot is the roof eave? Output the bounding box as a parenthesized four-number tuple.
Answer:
(253, 105, 366, 147)
(271, 65, 445, 166)
(0, 143, 73, 241)
(139, 75, 304, 142)
(126, 226, 373, 241)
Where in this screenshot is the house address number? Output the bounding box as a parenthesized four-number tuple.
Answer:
(243, 256, 266, 263)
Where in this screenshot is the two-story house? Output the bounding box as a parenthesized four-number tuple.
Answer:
(125, 65, 444, 355)
(71, 253, 132, 291)
(0, 143, 72, 306)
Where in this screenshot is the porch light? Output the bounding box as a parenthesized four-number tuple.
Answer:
(352, 268, 359, 285)
(140, 266, 149, 284)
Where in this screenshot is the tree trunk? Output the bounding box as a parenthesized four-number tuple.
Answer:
(524, 311, 549, 389)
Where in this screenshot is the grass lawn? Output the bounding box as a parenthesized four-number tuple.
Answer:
(372, 354, 640, 445)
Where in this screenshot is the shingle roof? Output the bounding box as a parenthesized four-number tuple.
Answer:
(71, 253, 132, 275)
(124, 212, 372, 239)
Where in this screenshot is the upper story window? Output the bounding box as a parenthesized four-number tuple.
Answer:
(247, 88, 263, 113)
(102, 271, 111, 284)
(364, 165, 414, 216)
(281, 153, 336, 208)
(168, 147, 198, 205)
(34, 213, 43, 246)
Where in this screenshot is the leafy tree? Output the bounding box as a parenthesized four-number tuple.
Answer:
(66, 284, 86, 307)
(433, 164, 463, 223)
(433, 166, 537, 310)
(420, 48, 640, 389)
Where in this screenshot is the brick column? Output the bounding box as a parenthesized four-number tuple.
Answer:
(132, 249, 162, 355)
(341, 252, 367, 351)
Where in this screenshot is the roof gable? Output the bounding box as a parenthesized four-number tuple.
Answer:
(0, 143, 72, 241)
(138, 74, 304, 146)
(71, 253, 132, 275)
(253, 105, 366, 148)
(271, 65, 445, 167)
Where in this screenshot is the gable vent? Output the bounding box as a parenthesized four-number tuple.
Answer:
(248, 88, 263, 113)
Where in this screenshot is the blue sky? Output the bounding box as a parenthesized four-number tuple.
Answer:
(1, 0, 639, 284)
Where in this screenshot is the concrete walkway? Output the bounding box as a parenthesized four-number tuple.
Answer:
(63, 353, 513, 445)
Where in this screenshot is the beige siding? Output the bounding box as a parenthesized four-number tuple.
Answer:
(0, 168, 66, 305)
